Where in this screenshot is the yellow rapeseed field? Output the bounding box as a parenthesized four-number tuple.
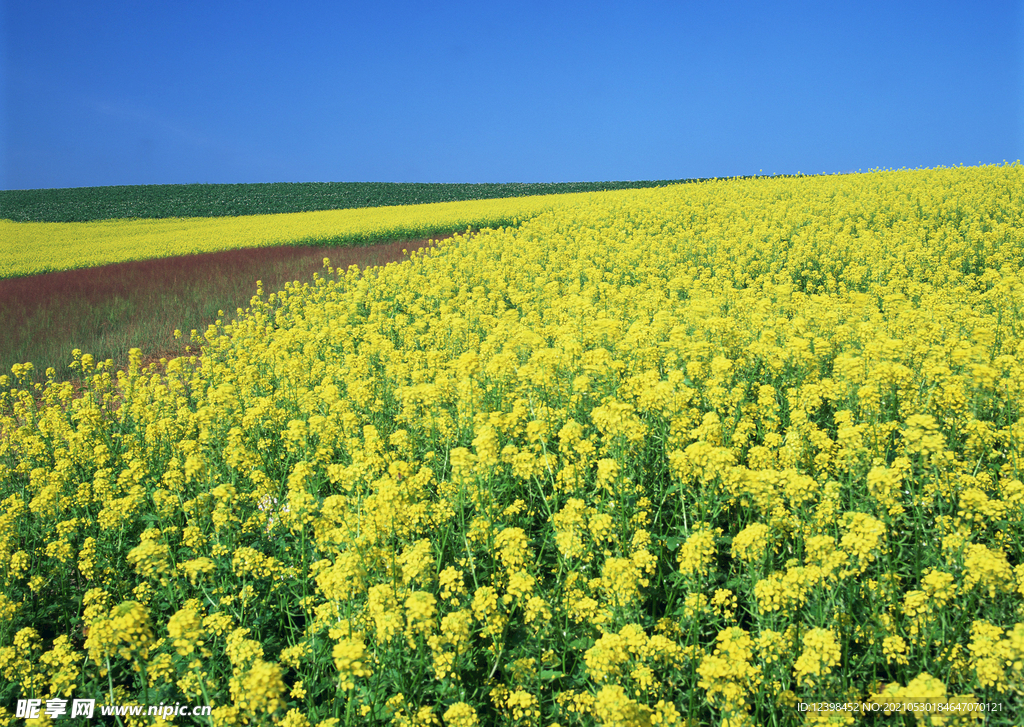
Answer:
(1, 162, 1023, 726)
(0, 192, 592, 279)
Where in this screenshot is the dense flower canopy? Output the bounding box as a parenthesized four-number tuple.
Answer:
(1, 162, 1023, 725)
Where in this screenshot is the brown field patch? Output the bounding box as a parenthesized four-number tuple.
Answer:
(2, 231, 464, 410)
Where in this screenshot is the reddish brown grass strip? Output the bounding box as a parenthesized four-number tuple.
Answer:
(3, 232, 463, 410)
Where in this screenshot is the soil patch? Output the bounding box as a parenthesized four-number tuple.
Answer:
(6, 231, 464, 415)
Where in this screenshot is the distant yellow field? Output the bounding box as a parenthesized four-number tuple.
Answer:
(0, 191, 598, 279)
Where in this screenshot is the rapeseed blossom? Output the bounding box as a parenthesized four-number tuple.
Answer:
(2, 163, 1023, 724)
(792, 628, 841, 687)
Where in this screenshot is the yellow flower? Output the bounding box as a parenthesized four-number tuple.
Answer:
(793, 628, 841, 688)
(229, 658, 287, 714)
(404, 590, 437, 647)
(280, 710, 312, 727)
(126, 537, 171, 580)
(438, 566, 467, 602)
(167, 601, 204, 656)
(731, 522, 771, 564)
(82, 599, 156, 669)
(505, 690, 540, 723)
(676, 521, 721, 579)
(494, 527, 532, 572)
(710, 589, 738, 620)
(839, 511, 886, 575)
(585, 630, 631, 683)
(399, 538, 436, 587)
(964, 543, 1014, 598)
(225, 627, 264, 669)
(442, 703, 479, 727)
(280, 642, 311, 669)
(592, 684, 654, 727)
(697, 627, 761, 712)
(882, 635, 909, 666)
(332, 636, 372, 690)
(551, 498, 590, 561)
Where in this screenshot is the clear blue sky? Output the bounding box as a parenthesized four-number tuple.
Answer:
(2, 0, 1021, 190)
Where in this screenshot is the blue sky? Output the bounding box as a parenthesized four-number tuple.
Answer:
(2, 0, 1021, 190)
